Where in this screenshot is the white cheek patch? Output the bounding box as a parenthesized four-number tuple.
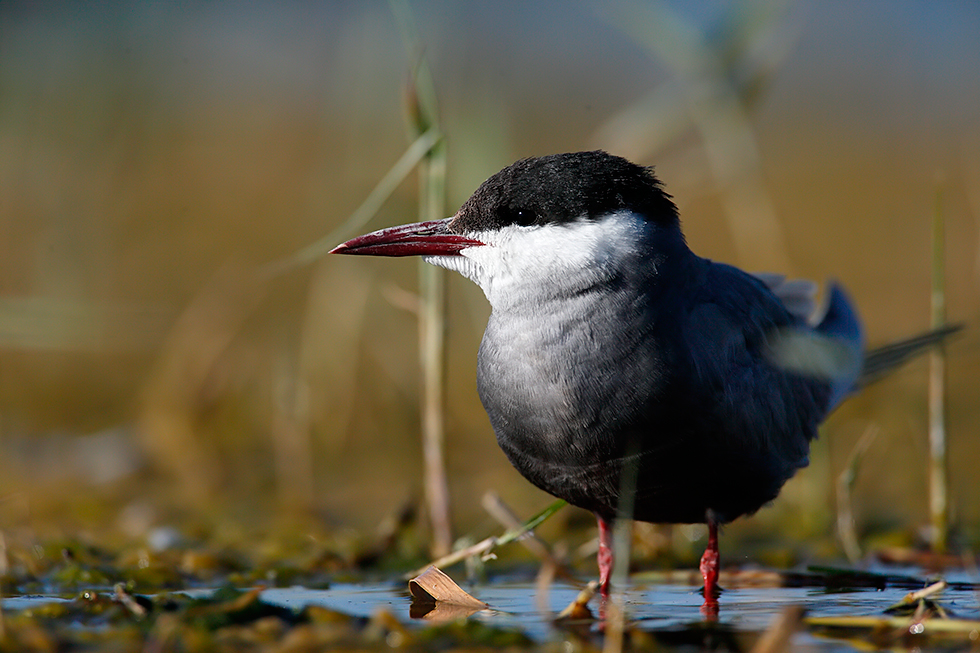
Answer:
(425, 211, 651, 308)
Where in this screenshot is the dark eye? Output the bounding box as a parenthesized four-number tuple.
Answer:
(501, 206, 537, 227)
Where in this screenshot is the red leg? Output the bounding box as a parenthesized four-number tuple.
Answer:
(699, 516, 720, 618)
(597, 515, 613, 598)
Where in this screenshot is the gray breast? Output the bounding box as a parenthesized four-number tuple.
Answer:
(476, 285, 665, 476)
(473, 265, 829, 525)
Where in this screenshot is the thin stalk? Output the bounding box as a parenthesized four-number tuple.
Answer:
(928, 185, 949, 553)
(418, 139, 452, 557)
(403, 499, 567, 579)
(836, 425, 879, 563)
(394, 0, 453, 557)
(259, 127, 441, 279)
(482, 491, 565, 572)
(604, 450, 640, 653)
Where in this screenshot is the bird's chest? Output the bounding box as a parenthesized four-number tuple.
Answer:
(475, 297, 663, 466)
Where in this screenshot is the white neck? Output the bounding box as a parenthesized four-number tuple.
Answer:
(423, 211, 658, 311)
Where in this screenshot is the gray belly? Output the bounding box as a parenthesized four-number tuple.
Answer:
(475, 308, 817, 525)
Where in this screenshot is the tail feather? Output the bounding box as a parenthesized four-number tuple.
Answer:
(765, 281, 962, 411)
(859, 324, 963, 388)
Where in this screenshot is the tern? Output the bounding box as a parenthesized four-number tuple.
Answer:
(331, 150, 956, 610)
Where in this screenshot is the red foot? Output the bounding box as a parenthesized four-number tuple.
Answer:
(699, 547, 719, 588)
(699, 517, 721, 619)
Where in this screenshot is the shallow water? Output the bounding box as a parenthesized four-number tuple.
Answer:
(5, 568, 979, 650)
(258, 569, 980, 648)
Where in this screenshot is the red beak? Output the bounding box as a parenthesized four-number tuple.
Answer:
(329, 218, 485, 257)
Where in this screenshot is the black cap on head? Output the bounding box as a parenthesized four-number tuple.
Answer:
(450, 150, 678, 233)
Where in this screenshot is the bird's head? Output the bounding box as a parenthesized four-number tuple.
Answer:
(330, 151, 683, 305)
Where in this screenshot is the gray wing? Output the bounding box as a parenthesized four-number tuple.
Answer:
(678, 265, 864, 474)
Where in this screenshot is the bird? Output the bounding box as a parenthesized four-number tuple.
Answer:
(330, 150, 956, 611)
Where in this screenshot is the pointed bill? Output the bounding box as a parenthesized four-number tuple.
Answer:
(329, 218, 485, 257)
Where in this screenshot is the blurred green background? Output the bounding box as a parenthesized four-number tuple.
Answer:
(1, 2, 978, 563)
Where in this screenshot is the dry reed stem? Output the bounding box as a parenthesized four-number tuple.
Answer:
(928, 188, 949, 553)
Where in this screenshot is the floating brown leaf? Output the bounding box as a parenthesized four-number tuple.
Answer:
(408, 566, 488, 618)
